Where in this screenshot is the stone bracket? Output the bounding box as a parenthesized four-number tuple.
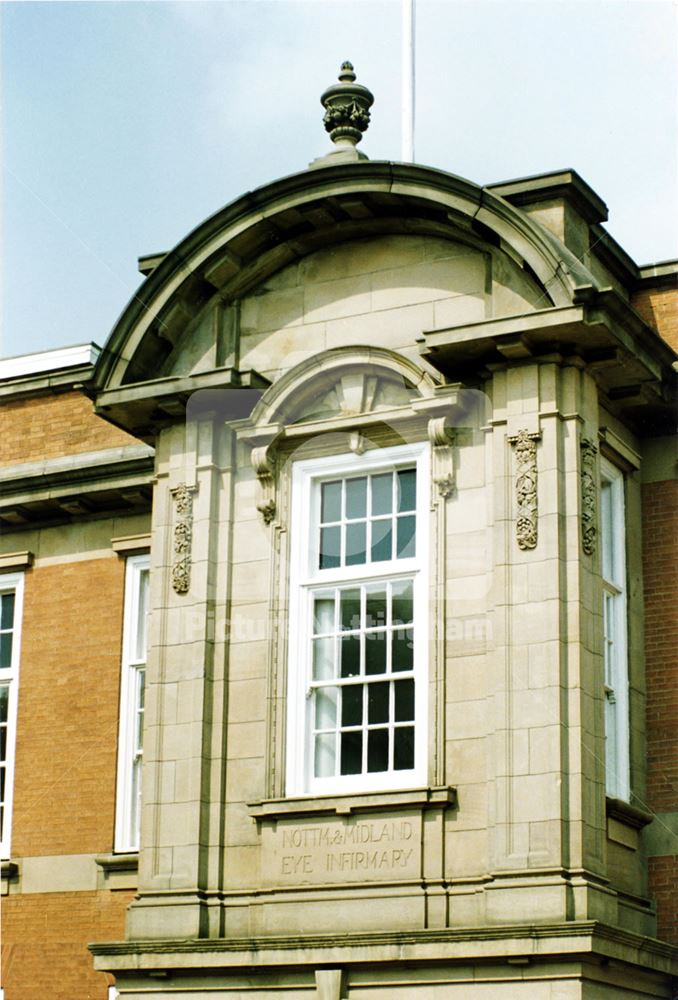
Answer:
(428, 416, 456, 499)
(251, 439, 278, 525)
(508, 428, 541, 550)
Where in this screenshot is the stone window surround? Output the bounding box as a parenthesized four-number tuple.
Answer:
(285, 442, 431, 798)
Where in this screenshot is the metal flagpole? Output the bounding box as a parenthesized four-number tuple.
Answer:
(401, 0, 415, 162)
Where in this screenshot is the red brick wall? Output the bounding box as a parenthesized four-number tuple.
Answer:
(1, 889, 133, 1000)
(632, 287, 678, 352)
(1, 391, 135, 467)
(642, 478, 678, 944)
(12, 556, 125, 857)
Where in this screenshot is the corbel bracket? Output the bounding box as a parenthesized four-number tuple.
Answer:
(414, 384, 469, 500)
(508, 428, 541, 550)
(240, 426, 283, 525)
(251, 442, 277, 524)
(428, 416, 456, 499)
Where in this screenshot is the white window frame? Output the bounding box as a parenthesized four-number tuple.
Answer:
(600, 458, 630, 801)
(0, 572, 24, 860)
(287, 442, 430, 797)
(114, 554, 150, 852)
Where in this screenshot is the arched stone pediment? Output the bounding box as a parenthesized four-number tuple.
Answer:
(248, 346, 438, 430)
(93, 161, 601, 406)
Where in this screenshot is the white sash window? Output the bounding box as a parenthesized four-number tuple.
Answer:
(287, 443, 429, 796)
(600, 459, 630, 801)
(115, 555, 150, 851)
(0, 573, 24, 859)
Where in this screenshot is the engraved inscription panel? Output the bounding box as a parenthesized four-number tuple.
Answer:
(263, 813, 422, 885)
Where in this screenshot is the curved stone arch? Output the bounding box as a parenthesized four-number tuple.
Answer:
(249, 346, 439, 430)
(94, 162, 599, 395)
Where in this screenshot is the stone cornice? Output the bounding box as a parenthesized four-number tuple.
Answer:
(0, 444, 154, 528)
(89, 920, 678, 975)
(420, 290, 677, 434)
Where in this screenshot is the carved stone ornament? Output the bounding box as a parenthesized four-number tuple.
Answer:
(170, 483, 197, 594)
(252, 444, 277, 525)
(508, 429, 541, 550)
(580, 437, 598, 556)
(320, 62, 374, 149)
(428, 416, 456, 499)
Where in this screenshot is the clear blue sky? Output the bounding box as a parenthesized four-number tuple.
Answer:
(2, 0, 676, 358)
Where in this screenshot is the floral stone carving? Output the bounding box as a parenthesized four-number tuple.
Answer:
(508, 429, 541, 550)
(170, 483, 197, 594)
(580, 437, 598, 556)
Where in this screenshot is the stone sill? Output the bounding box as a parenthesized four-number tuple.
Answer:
(248, 786, 457, 823)
(95, 852, 139, 890)
(606, 797, 654, 830)
(606, 797, 654, 851)
(95, 852, 139, 874)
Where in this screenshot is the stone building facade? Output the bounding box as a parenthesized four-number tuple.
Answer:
(1, 68, 677, 999)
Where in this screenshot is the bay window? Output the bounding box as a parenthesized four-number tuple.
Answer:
(287, 443, 429, 796)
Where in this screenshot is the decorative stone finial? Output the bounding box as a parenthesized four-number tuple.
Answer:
(320, 61, 374, 153)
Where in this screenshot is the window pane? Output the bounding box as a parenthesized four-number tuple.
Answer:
(316, 686, 338, 728)
(371, 473, 393, 515)
(313, 637, 335, 680)
(396, 516, 416, 558)
(340, 589, 361, 631)
(365, 586, 387, 628)
(392, 580, 413, 625)
(394, 727, 415, 770)
(0, 727, 6, 762)
(0, 593, 15, 631)
(346, 477, 367, 519)
(321, 480, 342, 522)
(601, 480, 613, 581)
(340, 731, 363, 775)
(340, 636, 361, 677)
(368, 681, 389, 724)
(0, 634, 12, 671)
(396, 469, 416, 512)
(394, 679, 415, 721)
(365, 632, 387, 675)
(371, 521, 392, 562)
(315, 733, 336, 778)
(341, 684, 363, 727)
(345, 523, 366, 566)
(367, 729, 389, 772)
(313, 596, 335, 635)
(319, 526, 341, 569)
(392, 628, 414, 672)
(0, 685, 8, 723)
(135, 571, 149, 661)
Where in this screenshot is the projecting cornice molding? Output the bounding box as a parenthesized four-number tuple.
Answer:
(421, 288, 677, 434)
(0, 445, 155, 529)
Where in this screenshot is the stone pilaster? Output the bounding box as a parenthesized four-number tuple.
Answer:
(126, 416, 236, 940)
